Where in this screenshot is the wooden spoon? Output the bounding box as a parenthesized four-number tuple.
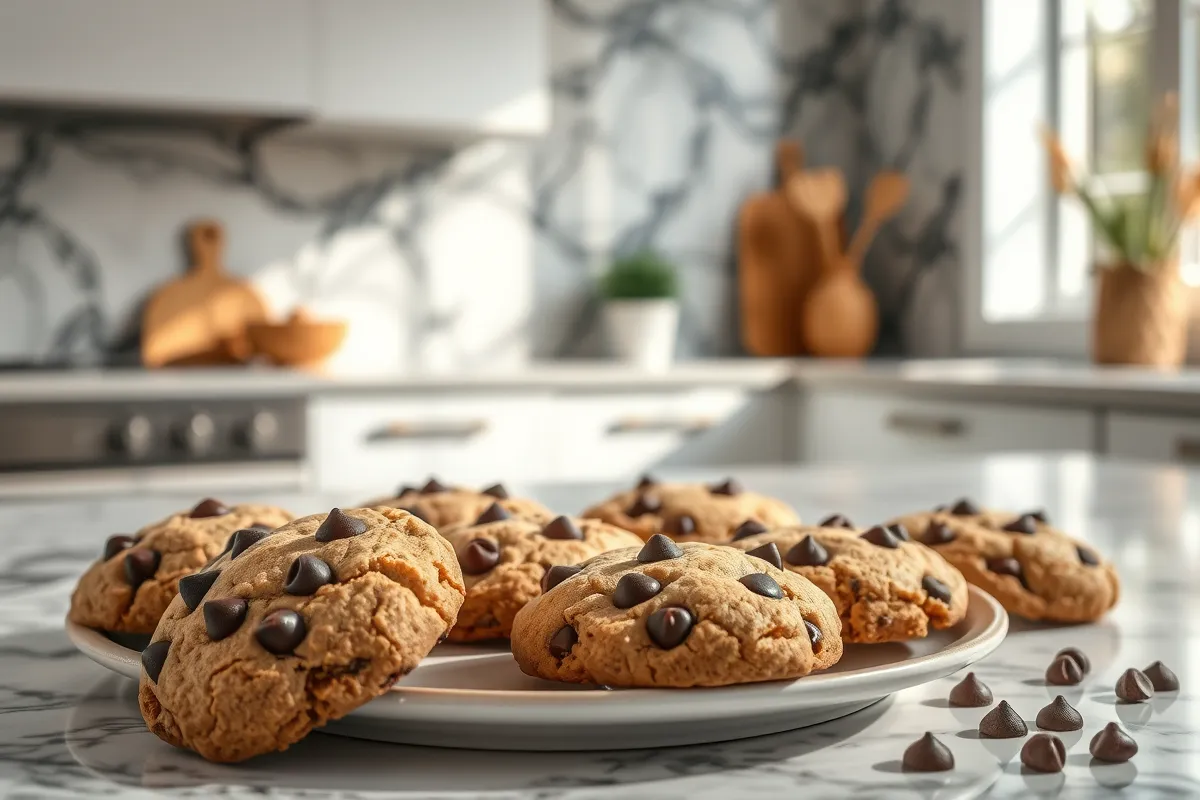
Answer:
(786, 168, 847, 276)
(846, 171, 910, 269)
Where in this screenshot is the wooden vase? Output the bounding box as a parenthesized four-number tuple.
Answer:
(1093, 262, 1188, 368)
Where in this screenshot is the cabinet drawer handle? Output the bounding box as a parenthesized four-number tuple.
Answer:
(1174, 438, 1200, 462)
(365, 420, 488, 442)
(607, 417, 715, 435)
(885, 413, 966, 438)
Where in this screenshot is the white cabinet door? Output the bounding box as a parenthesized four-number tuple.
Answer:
(1106, 411, 1200, 463)
(313, 0, 548, 137)
(0, 0, 312, 113)
(801, 390, 1096, 463)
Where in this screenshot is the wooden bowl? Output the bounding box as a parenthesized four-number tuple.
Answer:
(247, 317, 347, 368)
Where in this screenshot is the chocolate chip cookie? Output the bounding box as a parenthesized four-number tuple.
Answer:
(729, 518, 968, 643)
(68, 499, 293, 635)
(509, 535, 842, 687)
(892, 499, 1119, 622)
(580, 476, 799, 544)
(138, 506, 465, 763)
(371, 477, 553, 530)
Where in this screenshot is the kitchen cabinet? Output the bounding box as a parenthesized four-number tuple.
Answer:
(1105, 411, 1200, 463)
(0, 0, 312, 114)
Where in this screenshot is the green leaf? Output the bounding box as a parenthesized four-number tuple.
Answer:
(600, 251, 679, 300)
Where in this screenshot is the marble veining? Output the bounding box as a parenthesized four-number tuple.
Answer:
(2, 454, 1200, 797)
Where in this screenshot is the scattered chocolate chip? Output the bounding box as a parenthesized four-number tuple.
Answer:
(422, 477, 449, 494)
(1115, 668, 1154, 703)
(190, 498, 230, 518)
(474, 502, 511, 525)
(849, 577, 861, 595)
(731, 519, 768, 541)
(637, 534, 683, 563)
(400, 505, 430, 524)
(204, 598, 249, 641)
(1056, 646, 1090, 674)
(1035, 695, 1083, 731)
(1090, 722, 1138, 763)
(542, 516, 584, 541)
(315, 508, 368, 542)
(745, 542, 783, 569)
(626, 494, 662, 517)
(613, 573, 663, 608)
(285, 555, 334, 595)
(986, 557, 1024, 584)
(541, 565, 582, 593)
(739, 573, 784, 599)
(549, 625, 578, 659)
(460, 539, 500, 575)
(1003, 514, 1037, 535)
(229, 527, 271, 559)
(637, 474, 657, 489)
(646, 606, 694, 649)
(1045, 655, 1083, 686)
(902, 732, 955, 772)
(860, 525, 901, 549)
(1021, 733, 1066, 773)
(178, 569, 221, 612)
(922, 575, 952, 604)
(923, 521, 956, 545)
(103, 535, 136, 561)
(1077, 546, 1100, 566)
(141, 640, 170, 683)
(804, 619, 822, 649)
(255, 608, 306, 654)
(785, 534, 830, 567)
(709, 477, 743, 496)
(662, 514, 697, 537)
(1029, 509, 1050, 523)
(123, 549, 160, 589)
(887, 523, 911, 542)
(481, 483, 509, 500)
(819, 513, 854, 529)
(949, 672, 993, 707)
(1144, 660, 1179, 692)
(950, 498, 980, 516)
(979, 700, 1027, 738)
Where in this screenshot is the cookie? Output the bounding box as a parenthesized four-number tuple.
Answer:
(509, 536, 841, 687)
(580, 475, 799, 544)
(68, 498, 293, 635)
(371, 477, 553, 530)
(138, 506, 465, 763)
(730, 520, 968, 643)
(892, 500, 1119, 622)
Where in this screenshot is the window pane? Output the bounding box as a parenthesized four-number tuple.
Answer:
(1089, 0, 1152, 174)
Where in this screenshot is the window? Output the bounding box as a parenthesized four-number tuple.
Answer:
(963, 0, 1193, 355)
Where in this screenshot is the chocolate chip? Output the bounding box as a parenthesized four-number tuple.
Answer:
(785, 535, 829, 567)
(804, 619, 822, 649)
(460, 538, 500, 575)
(1115, 668, 1154, 703)
(662, 514, 697, 537)
(396, 484, 417, 496)
(474, 502, 511, 525)
(626, 494, 662, 517)
(1036, 695, 1083, 731)
(204, 598, 248, 641)
(1045, 655, 1083, 686)
(1090, 722, 1138, 763)
(541, 565, 582, 593)
(739, 573, 783, 599)
(986, 557, 1024, 584)
(542, 516, 584, 541)
(637, 534, 682, 563)
(646, 606, 694, 649)
(902, 732, 955, 772)
(1144, 660, 1179, 691)
(709, 478, 743, 496)
(1029, 509, 1050, 523)
(400, 505, 430, 524)
(190, 498, 230, 518)
(141, 640, 170, 683)
(422, 477, 449, 494)
(1077, 546, 1099, 566)
(950, 498, 980, 516)
(103, 535, 136, 561)
(922, 575, 951, 604)
(178, 569, 221, 612)
(315, 508, 368, 542)
(613, 573, 662, 608)
(229, 527, 271, 559)
(819, 513, 854, 529)
(887, 523, 911, 542)
(285, 555, 334, 595)
(860, 525, 901, 549)
(949, 672, 993, 707)
(1056, 646, 1090, 674)
(731, 519, 768, 541)
(1002, 514, 1037, 534)
(745, 542, 783, 569)
(1021, 733, 1066, 773)
(255, 608, 306, 654)
(123, 549, 160, 589)
(979, 700, 1027, 738)
(923, 521, 956, 545)
(548, 625, 577, 659)
(637, 474, 657, 489)
(481, 483, 509, 499)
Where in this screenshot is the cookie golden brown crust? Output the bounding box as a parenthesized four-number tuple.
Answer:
(510, 538, 842, 687)
(370, 479, 552, 530)
(137, 506, 465, 763)
(730, 522, 969, 643)
(580, 477, 799, 544)
(68, 500, 294, 634)
(892, 500, 1119, 623)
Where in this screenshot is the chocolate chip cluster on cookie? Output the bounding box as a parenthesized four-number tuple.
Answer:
(580, 475, 799, 544)
(510, 534, 842, 687)
(68, 498, 293, 636)
(371, 477, 553, 530)
(138, 506, 465, 763)
(892, 498, 1119, 622)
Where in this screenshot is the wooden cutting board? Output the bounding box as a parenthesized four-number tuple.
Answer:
(141, 220, 269, 367)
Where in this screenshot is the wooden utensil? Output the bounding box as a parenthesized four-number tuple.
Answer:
(248, 308, 348, 369)
(785, 168, 847, 277)
(141, 220, 269, 367)
(845, 171, 910, 269)
(800, 261, 880, 358)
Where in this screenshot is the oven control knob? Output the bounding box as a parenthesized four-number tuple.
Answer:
(175, 413, 216, 457)
(236, 411, 279, 452)
(111, 415, 153, 459)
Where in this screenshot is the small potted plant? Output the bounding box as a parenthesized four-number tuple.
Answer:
(599, 251, 680, 370)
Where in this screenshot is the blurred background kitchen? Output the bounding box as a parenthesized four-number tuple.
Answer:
(2, 0, 1199, 499)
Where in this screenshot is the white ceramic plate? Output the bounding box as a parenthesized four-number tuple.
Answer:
(66, 585, 1006, 751)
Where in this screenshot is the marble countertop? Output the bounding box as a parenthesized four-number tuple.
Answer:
(3, 453, 1200, 798)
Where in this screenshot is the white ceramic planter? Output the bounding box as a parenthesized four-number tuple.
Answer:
(603, 299, 679, 371)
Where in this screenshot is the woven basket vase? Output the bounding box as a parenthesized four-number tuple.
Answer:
(1093, 262, 1188, 368)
